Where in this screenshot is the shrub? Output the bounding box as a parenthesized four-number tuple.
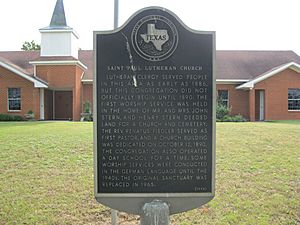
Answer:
(81, 113, 93, 121)
(83, 101, 91, 113)
(216, 101, 247, 122)
(0, 114, 24, 121)
(220, 114, 247, 122)
(25, 110, 35, 120)
(216, 102, 231, 120)
(81, 101, 93, 121)
(232, 114, 247, 122)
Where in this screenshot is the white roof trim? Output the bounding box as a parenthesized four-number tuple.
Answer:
(30, 60, 87, 70)
(39, 28, 79, 39)
(216, 79, 249, 84)
(236, 62, 300, 90)
(0, 61, 48, 88)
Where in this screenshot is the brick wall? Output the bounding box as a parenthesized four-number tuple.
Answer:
(82, 84, 93, 112)
(36, 64, 84, 121)
(254, 68, 300, 120)
(216, 84, 249, 119)
(36, 65, 77, 89)
(2, 64, 297, 122)
(0, 66, 40, 119)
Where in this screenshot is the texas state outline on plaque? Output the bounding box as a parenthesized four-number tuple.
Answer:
(140, 24, 169, 51)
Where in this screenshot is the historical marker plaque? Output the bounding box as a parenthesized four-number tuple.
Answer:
(94, 7, 215, 214)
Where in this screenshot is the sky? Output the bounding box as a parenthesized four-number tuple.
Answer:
(0, 0, 299, 55)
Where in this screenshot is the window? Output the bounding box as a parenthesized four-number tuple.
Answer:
(288, 89, 300, 110)
(8, 88, 21, 111)
(218, 90, 229, 107)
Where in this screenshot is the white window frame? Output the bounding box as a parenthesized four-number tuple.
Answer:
(217, 90, 229, 107)
(8, 88, 21, 111)
(288, 88, 300, 111)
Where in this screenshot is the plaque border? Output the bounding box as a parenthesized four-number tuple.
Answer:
(93, 6, 216, 214)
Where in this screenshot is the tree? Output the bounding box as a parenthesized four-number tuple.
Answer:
(21, 40, 41, 51)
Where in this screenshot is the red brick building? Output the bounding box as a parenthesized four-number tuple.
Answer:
(216, 51, 300, 121)
(0, 0, 300, 121)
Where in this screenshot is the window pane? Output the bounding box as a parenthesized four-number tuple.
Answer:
(9, 100, 21, 110)
(218, 90, 229, 107)
(8, 88, 21, 110)
(288, 100, 300, 110)
(8, 88, 21, 99)
(288, 89, 300, 110)
(218, 90, 228, 100)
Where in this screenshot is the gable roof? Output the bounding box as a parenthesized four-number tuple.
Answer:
(79, 50, 300, 82)
(0, 50, 299, 83)
(0, 56, 48, 88)
(216, 50, 300, 80)
(236, 62, 300, 89)
(79, 50, 93, 81)
(0, 51, 39, 75)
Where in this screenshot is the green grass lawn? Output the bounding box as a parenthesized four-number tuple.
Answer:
(0, 121, 299, 224)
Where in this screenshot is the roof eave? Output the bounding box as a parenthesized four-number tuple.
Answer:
(216, 79, 249, 84)
(29, 60, 87, 70)
(236, 62, 300, 90)
(0, 61, 48, 88)
(236, 83, 253, 90)
(39, 28, 79, 39)
(290, 63, 300, 73)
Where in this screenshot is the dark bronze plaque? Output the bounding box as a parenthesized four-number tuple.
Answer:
(94, 7, 215, 214)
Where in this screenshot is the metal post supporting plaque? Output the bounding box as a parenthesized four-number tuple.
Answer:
(141, 200, 170, 225)
(111, 209, 118, 225)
